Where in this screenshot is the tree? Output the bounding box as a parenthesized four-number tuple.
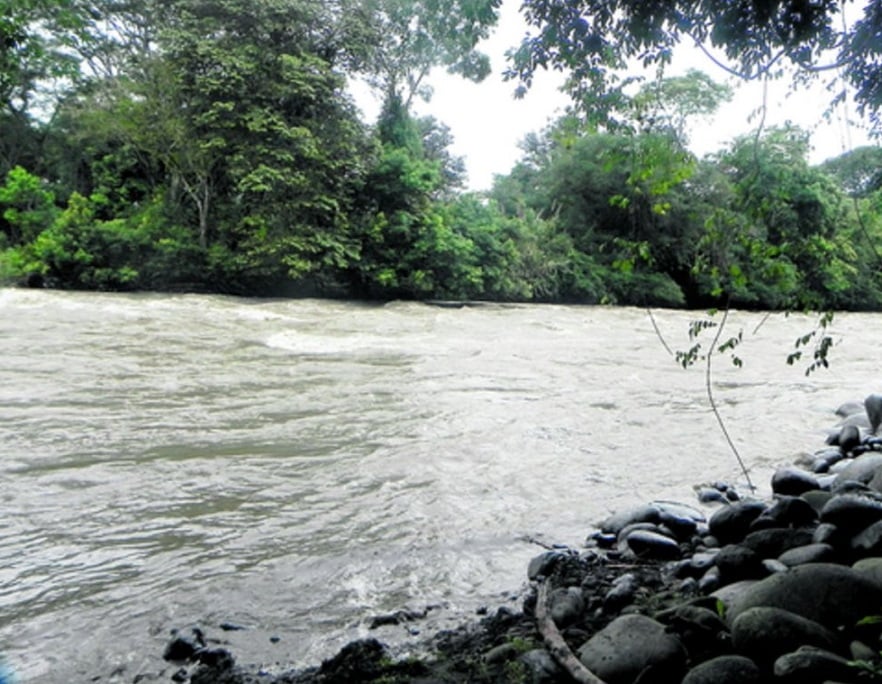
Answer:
(509, 0, 882, 132)
(0, 0, 87, 116)
(820, 145, 882, 198)
(632, 69, 733, 145)
(357, 0, 501, 106)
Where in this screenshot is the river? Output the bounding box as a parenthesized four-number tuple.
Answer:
(1, 289, 879, 682)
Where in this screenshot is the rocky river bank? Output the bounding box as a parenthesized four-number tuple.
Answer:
(151, 396, 882, 683)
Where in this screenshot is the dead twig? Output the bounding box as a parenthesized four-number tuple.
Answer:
(535, 580, 609, 684)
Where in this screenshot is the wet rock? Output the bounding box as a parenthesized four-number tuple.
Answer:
(601, 505, 660, 535)
(588, 530, 617, 547)
(811, 448, 846, 473)
(653, 500, 706, 522)
(725, 563, 882, 631)
(773, 645, 855, 683)
(654, 501, 704, 540)
(772, 467, 820, 496)
(731, 606, 839, 666)
(615, 522, 663, 551)
(866, 394, 882, 435)
(777, 543, 837, 566)
(194, 648, 235, 669)
(577, 614, 687, 684)
(820, 493, 882, 533)
(527, 551, 565, 580)
(163, 627, 206, 662)
(834, 424, 863, 455)
(708, 501, 767, 544)
(681, 654, 762, 684)
(624, 529, 682, 560)
(368, 606, 433, 629)
(697, 487, 727, 504)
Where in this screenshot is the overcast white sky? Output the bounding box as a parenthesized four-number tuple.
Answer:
(352, 1, 873, 191)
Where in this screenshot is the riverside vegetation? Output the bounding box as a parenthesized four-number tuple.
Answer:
(148, 395, 882, 683)
(3, 1, 882, 312)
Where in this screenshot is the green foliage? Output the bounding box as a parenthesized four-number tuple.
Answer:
(0, 0, 880, 313)
(0, 166, 59, 245)
(508, 0, 881, 134)
(358, 0, 500, 105)
(31, 193, 144, 289)
(821, 146, 882, 198)
(0, 0, 86, 116)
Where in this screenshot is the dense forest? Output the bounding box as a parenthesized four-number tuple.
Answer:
(3, 0, 882, 310)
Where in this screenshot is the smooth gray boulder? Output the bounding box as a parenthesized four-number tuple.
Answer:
(715, 544, 765, 583)
(518, 648, 564, 683)
(773, 645, 855, 683)
(742, 527, 814, 557)
(866, 393, 882, 435)
(831, 454, 882, 488)
(777, 543, 837, 567)
(870, 466, 882, 493)
(852, 519, 882, 556)
(772, 466, 820, 496)
(624, 529, 682, 560)
(724, 563, 882, 631)
(548, 587, 584, 628)
(820, 493, 882, 533)
(731, 606, 839, 666)
(681, 655, 762, 684)
(852, 556, 882, 588)
(835, 400, 865, 418)
(801, 489, 833, 514)
(750, 495, 817, 529)
(601, 505, 660, 535)
(708, 501, 768, 544)
(577, 614, 687, 684)
(837, 423, 864, 453)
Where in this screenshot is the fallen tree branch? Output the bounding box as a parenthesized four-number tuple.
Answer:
(535, 580, 609, 684)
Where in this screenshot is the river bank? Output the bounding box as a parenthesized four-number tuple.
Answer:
(138, 396, 882, 683)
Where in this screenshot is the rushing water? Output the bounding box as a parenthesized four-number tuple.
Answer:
(1, 289, 881, 682)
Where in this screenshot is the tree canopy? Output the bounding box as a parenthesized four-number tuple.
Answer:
(0, 0, 881, 312)
(509, 0, 882, 131)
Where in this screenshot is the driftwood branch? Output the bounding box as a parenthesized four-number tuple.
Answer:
(535, 580, 608, 684)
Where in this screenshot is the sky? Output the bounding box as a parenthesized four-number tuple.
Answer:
(351, 1, 874, 192)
